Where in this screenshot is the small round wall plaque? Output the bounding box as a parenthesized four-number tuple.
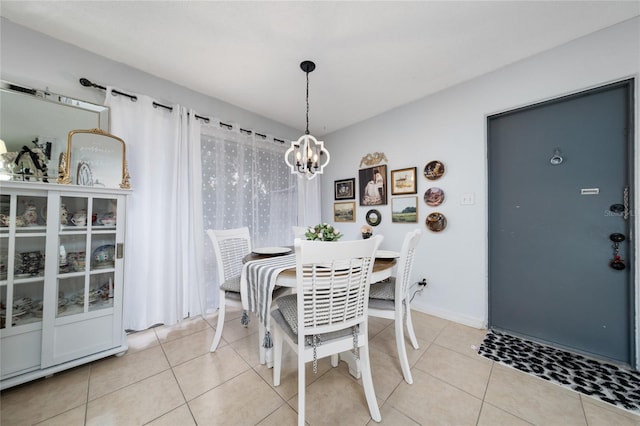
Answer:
(424, 160, 445, 180)
(426, 212, 447, 232)
(365, 209, 382, 227)
(424, 187, 445, 206)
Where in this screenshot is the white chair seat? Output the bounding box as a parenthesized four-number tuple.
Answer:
(369, 278, 396, 301)
(220, 275, 241, 292)
(271, 307, 357, 346)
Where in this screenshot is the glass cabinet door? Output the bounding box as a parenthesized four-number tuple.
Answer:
(57, 195, 117, 318)
(0, 193, 47, 330)
(89, 198, 117, 312)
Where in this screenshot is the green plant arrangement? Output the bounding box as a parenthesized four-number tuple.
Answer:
(305, 223, 343, 241)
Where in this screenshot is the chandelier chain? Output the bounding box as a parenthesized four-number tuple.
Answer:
(305, 71, 310, 135)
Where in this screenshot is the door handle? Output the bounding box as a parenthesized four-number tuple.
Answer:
(609, 233, 626, 270)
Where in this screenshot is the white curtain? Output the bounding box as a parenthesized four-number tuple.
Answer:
(297, 177, 322, 227)
(105, 90, 204, 331)
(200, 123, 297, 312)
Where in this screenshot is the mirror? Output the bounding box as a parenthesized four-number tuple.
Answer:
(0, 80, 109, 181)
(58, 128, 131, 189)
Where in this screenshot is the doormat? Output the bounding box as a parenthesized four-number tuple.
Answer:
(477, 330, 640, 414)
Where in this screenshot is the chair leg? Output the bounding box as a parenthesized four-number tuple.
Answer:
(273, 327, 283, 387)
(298, 352, 306, 426)
(405, 302, 419, 350)
(395, 311, 413, 384)
(210, 291, 226, 352)
(360, 343, 381, 422)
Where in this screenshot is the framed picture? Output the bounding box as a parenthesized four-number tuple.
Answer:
(334, 202, 356, 222)
(359, 164, 387, 206)
(334, 178, 355, 200)
(391, 167, 417, 195)
(391, 196, 418, 223)
(365, 209, 382, 226)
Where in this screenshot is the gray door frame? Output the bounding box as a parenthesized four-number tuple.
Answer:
(486, 78, 637, 368)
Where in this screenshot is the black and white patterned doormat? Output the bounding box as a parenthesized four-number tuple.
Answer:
(478, 330, 640, 414)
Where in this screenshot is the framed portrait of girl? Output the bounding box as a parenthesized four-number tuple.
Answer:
(359, 165, 387, 206)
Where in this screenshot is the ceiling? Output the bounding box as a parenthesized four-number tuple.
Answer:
(1, 1, 639, 136)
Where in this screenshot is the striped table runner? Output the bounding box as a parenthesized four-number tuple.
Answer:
(240, 254, 296, 344)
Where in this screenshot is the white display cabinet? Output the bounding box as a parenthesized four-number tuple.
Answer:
(0, 181, 129, 389)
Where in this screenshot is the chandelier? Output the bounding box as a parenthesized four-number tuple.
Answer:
(284, 60, 330, 179)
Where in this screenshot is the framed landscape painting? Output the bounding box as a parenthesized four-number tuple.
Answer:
(391, 196, 418, 223)
(334, 202, 355, 222)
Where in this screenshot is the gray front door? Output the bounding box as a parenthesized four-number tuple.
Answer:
(488, 80, 634, 366)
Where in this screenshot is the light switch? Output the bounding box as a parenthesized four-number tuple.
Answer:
(461, 193, 475, 205)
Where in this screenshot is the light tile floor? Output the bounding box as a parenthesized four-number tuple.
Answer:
(2, 308, 640, 426)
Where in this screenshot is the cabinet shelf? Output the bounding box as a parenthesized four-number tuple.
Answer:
(15, 225, 47, 231)
(11, 277, 45, 285)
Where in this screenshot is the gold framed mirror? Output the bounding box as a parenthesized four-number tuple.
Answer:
(58, 128, 131, 189)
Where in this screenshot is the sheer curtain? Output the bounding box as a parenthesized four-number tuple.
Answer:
(200, 122, 298, 312)
(105, 90, 204, 331)
(297, 178, 322, 227)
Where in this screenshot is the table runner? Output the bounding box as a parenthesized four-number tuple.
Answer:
(241, 254, 296, 347)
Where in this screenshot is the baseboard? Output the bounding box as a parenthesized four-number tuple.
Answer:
(411, 304, 487, 329)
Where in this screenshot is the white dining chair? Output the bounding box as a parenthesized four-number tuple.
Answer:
(271, 236, 383, 425)
(368, 228, 422, 384)
(207, 227, 252, 352)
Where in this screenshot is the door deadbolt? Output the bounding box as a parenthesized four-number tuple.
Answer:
(610, 204, 625, 214)
(610, 233, 625, 243)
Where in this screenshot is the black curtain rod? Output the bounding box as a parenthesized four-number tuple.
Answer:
(79, 77, 285, 143)
(80, 77, 210, 123)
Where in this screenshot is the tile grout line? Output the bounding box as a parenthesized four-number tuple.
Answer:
(154, 325, 197, 423)
(83, 363, 92, 425)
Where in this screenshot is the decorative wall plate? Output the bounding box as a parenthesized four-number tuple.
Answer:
(424, 187, 445, 206)
(424, 160, 445, 180)
(366, 209, 382, 226)
(426, 212, 447, 232)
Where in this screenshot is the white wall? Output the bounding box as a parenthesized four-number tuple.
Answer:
(0, 17, 301, 142)
(320, 17, 640, 330)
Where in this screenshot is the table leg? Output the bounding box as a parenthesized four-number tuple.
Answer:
(340, 352, 362, 379)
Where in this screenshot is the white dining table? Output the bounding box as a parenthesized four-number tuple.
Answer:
(240, 247, 397, 376)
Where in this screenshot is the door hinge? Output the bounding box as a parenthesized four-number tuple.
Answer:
(623, 185, 629, 220)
